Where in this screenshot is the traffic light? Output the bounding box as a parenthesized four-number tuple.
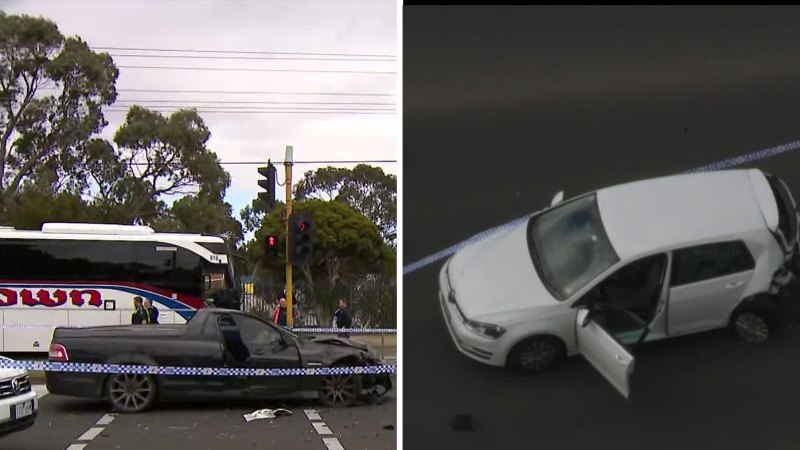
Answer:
(257, 162, 277, 210)
(266, 234, 279, 258)
(287, 211, 313, 266)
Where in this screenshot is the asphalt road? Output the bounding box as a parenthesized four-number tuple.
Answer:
(404, 6, 800, 450)
(1, 379, 396, 450)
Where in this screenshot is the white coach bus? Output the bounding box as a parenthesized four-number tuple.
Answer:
(0, 222, 239, 352)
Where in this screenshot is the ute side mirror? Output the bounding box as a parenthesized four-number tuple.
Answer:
(551, 191, 564, 206)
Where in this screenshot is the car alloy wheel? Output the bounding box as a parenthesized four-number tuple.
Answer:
(320, 374, 361, 408)
(518, 340, 558, 372)
(735, 312, 769, 343)
(107, 373, 156, 413)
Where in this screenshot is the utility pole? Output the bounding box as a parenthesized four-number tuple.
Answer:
(284, 145, 294, 327)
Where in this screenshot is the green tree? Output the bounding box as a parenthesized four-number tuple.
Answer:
(0, 12, 118, 202)
(151, 194, 244, 248)
(294, 164, 397, 246)
(82, 106, 231, 225)
(2, 181, 94, 230)
(253, 199, 389, 286)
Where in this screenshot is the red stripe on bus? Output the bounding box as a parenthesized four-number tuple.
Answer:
(0, 280, 206, 309)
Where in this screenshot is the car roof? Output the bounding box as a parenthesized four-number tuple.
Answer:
(595, 168, 772, 260)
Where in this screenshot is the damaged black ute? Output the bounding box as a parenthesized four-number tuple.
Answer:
(45, 308, 392, 413)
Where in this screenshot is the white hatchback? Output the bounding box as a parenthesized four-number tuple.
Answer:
(439, 168, 800, 398)
(0, 357, 38, 437)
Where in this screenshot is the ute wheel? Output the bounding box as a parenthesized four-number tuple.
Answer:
(731, 309, 772, 343)
(507, 336, 565, 374)
(106, 373, 158, 413)
(319, 369, 362, 408)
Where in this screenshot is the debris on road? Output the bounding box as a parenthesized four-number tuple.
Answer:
(383, 424, 395, 430)
(243, 408, 293, 422)
(451, 413, 475, 431)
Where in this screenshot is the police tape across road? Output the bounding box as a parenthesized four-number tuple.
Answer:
(402, 138, 800, 276)
(0, 323, 397, 333)
(0, 359, 397, 376)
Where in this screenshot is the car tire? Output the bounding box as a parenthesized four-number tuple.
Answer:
(105, 373, 158, 413)
(319, 369, 362, 408)
(730, 308, 772, 344)
(507, 336, 565, 374)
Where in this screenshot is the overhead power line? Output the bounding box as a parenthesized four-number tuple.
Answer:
(109, 53, 394, 62)
(93, 46, 396, 58)
(110, 104, 394, 111)
(104, 108, 395, 115)
(126, 159, 397, 165)
(38, 87, 394, 97)
(113, 99, 395, 106)
(116, 65, 396, 75)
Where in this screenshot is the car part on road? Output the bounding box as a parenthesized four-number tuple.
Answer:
(106, 373, 157, 413)
(507, 336, 565, 374)
(451, 413, 475, 431)
(243, 408, 292, 422)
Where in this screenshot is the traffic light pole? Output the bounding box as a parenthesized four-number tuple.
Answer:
(284, 145, 294, 327)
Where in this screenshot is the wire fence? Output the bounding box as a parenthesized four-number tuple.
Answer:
(239, 275, 396, 329)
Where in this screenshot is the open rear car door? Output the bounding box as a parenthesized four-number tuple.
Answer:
(575, 303, 649, 399)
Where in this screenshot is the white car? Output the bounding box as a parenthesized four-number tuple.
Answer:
(0, 357, 38, 437)
(439, 168, 800, 398)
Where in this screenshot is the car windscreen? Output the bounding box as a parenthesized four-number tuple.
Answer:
(527, 193, 620, 300)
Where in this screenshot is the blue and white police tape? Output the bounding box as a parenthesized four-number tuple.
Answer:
(403, 138, 800, 276)
(0, 324, 396, 333)
(291, 327, 396, 334)
(0, 359, 397, 376)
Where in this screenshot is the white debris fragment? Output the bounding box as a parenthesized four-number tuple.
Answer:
(243, 408, 293, 422)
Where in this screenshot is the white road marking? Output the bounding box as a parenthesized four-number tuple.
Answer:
(312, 422, 333, 435)
(66, 412, 118, 449)
(304, 409, 322, 421)
(77, 426, 104, 441)
(305, 410, 348, 450)
(95, 413, 116, 426)
(33, 384, 48, 399)
(322, 437, 345, 450)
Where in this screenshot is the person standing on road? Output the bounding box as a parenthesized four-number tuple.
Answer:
(333, 298, 352, 339)
(273, 295, 288, 327)
(131, 297, 147, 325)
(143, 298, 160, 324)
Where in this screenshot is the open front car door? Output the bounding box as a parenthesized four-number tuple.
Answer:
(575, 303, 649, 399)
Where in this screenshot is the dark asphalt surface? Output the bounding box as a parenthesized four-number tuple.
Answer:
(1, 380, 396, 450)
(404, 6, 800, 450)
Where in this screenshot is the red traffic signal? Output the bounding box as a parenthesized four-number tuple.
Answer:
(266, 234, 279, 258)
(298, 221, 309, 232)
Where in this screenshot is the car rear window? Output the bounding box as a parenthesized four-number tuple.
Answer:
(670, 241, 755, 287)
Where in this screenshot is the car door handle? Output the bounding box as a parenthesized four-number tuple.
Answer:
(616, 354, 626, 363)
(725, 281, 744, 289)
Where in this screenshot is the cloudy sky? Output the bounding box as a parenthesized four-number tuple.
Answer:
(2, 0, 397, 229)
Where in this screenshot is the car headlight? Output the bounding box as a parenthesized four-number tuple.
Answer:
(464, 320, 506, 339)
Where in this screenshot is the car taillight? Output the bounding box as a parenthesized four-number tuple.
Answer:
(48, 343, 68, 362)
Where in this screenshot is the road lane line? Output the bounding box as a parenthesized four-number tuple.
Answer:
(305, 409, 349, 449)
(66, 412, 118, 449)
(312, 422, 333, 435)
(304, 409, 322, 421)
(95, 413, 116, 426)
(77, 426, 104, 441)
(322, 437, 345, 450)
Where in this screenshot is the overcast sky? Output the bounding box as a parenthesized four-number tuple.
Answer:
(2, 0, 397, 230)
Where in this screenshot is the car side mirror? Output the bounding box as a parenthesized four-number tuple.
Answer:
(580, 309, 593, 328)
(551, 190, 564, 206)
